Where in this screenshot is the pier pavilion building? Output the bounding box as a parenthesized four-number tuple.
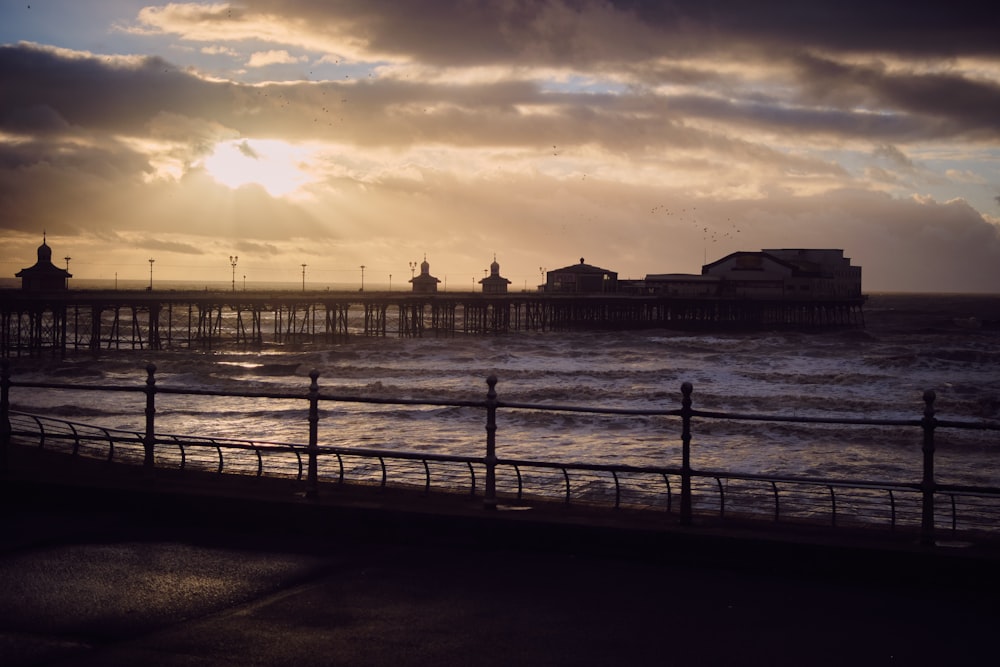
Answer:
(543, 258, 618, 293)
(639, 249, 862, 300)
(479, 256, 511, 294)
(410, 257, 441, 294)
(15, 235, 72, 291)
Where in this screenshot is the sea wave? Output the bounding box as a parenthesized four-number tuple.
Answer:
(6, 293, 1000, 484)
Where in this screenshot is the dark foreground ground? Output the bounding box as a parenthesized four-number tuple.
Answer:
(2, 449, 1000, 666)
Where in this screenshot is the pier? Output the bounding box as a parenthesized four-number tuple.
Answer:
(0, 289, 866, 356)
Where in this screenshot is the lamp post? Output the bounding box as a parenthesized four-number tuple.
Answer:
(360, 264, 365, 292)
(64, 256, 71, 270)
(409, 261, 417, 279)
(389, 273, 392, 291)
(229, 255, 238, 293)
(301, 264, 307, 292)
(148, 258, 154, 290)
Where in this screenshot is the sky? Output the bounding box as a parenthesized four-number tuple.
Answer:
(1, 1, 999, 293)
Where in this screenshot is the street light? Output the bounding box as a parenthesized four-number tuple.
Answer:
(389, 273, 392, 291)
(409, 261, 417, 278)
(360, 264, 366, 292)
(301, 263, 307, 292)
(148, 258, 155, 290)
(229, 255, 238, 293)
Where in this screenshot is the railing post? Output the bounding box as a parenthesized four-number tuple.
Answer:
(484, 374, 498, 511)
(920, 389, 937, 546)
(143, 363, 156, 473)
(680, 381, 693, 526)
(1, 359, 11, 472)
(306, 369, 320, 500)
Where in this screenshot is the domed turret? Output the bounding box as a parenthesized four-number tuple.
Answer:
(480, 254, 511, 294)
(37, 235, 53, 263)
(409, 254, 441, 293)
(16, 233, 72, 291)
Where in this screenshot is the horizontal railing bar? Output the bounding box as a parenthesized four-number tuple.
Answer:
(934, 418, 1000, 431)
(317, 393, 485, 409)
(695, 468, 923, 492)
(10, 409, 1000, 498)
(10, 379, 1000, 432)
(497, 400, 680, 417)
(691, 408, 921, 427)
(10, 381, 150, 394)
(499, 457, 681, 476)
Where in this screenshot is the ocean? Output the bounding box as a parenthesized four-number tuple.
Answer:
(5, 292, 1000, 489)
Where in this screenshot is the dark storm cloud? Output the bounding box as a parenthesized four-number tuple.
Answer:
(0, 44, 232, 135)
(0, 135, 155, 234)
(625, 0, 1000, 57)
(3, 40, 986, 157)
(125, 2, 1000, 143)
(240, 0, 1000, 64)
(792, 53, 1000, 138)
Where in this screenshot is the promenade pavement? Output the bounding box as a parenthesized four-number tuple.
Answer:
(2, 449, 999, 666)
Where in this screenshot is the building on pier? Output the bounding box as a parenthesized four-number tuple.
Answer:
(410, 256, 441, 293)
(760, 248, 863, 297)
(544, 258, 618, 294)
(639, 274, 720, 297)
(704, 249, 862, 298)
(637, 249, 862, 299)
(15, 234, 72, 291)
(479, 256, 511, 294)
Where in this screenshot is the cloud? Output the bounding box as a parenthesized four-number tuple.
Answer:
(3, 5, 1000, 291)
(201, 45, 238, 56)
(130, 1, 1000, 66)
(873, 144, 914, 169)
(246, 49, 307, 68)
(236, 140, 259, 159)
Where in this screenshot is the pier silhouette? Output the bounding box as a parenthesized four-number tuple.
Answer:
(0, 289, 866, 357)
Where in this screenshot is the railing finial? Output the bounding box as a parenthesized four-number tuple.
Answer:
(143, 362, 156, 473)
(306, 369, 321, 500)
(1, 358, 10, 472)
(484, 374, 499, 510)
(920, 388, 937, 546)
(679, 381, 693, 526)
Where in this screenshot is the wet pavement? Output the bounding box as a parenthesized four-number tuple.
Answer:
(2, 458, 1000, 665)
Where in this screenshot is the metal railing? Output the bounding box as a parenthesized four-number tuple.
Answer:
(3, 360, 999, 545)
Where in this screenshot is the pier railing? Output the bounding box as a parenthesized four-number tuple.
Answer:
(2, 360, 998, 545)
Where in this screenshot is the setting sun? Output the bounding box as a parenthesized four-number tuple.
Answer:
(202, 139, 314, 197)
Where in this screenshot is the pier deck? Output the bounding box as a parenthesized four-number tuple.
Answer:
(1, 289, 866, 355)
